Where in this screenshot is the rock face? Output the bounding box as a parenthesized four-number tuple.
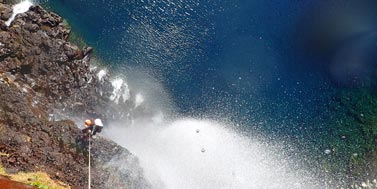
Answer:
(0, 3, 150, 189)
(91, 138, 150, 189)
(0, 5, 95, 117)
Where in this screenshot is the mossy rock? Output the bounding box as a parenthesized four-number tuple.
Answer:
(68, 31, 87, 49)
(321, 87, 377, 182)
(0, 162, 69, 189)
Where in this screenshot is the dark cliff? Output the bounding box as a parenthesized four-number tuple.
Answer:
(0, 3, 150, 189)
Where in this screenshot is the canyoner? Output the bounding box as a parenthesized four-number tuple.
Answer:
(82, 118, 104, 189)
(83, 118, 104, 139)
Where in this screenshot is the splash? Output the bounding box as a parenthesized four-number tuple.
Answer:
(5, 0, 34, 26)
(97, 69, 107, 81)
(104, 118, 321, 189)
(110, 78, 130, 104)
(135, 93, 144, 108)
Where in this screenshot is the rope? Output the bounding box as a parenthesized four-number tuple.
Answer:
(88, 133, 91, 189)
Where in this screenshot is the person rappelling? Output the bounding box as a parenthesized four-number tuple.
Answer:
(82, 118, 104, 189)
(82, 118, 104, 139)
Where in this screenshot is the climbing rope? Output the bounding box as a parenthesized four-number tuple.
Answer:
(88, 133, 91, 189)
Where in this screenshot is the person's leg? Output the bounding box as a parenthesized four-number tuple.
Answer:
(82, 128, 90, 142)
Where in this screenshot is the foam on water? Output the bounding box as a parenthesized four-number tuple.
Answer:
(5, 0, 34, 26)
(105, 118, 320, 189)
(97, 69, 107, 81)
(89, 65, 97, 72)
(110, 78, 130, 104)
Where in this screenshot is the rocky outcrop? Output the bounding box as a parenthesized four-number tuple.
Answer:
(0, 4, 135, 121)
(0, 4, 12, 21)
(0, 3, 150, 189)
(0, 81, 87, 187)
(91, 138, 150, 189)
(0, 4, 94, 116)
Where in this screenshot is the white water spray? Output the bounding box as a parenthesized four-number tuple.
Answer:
(102, 68, 321, 188)
(110, 78, 130, 104)
(5, 0, 33, 26)
(105, 118, 320, 189)
(135, 93, 144, 108)
(97, 69, 107, 81)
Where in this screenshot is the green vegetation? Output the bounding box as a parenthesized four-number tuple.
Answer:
(320, 87, 377, 182)
(0, 162, 70, 189)
(68, 30, 88, 49)
(11, 172, 70, 189)
(0, 162, 6, 175)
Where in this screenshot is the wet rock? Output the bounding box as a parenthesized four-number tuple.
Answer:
(91, 137, 151, 189)
(0, 4, 12, 21)
(3, 0, 18, 5)
(63, 43, 80, 59)
(83, 46, 93, 56)
(23, 23, 39, 32)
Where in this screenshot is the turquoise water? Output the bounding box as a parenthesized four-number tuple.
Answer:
(43, 1, 323, 120)
(37, 0, 377, 186)
(40, 0, 377, 143)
